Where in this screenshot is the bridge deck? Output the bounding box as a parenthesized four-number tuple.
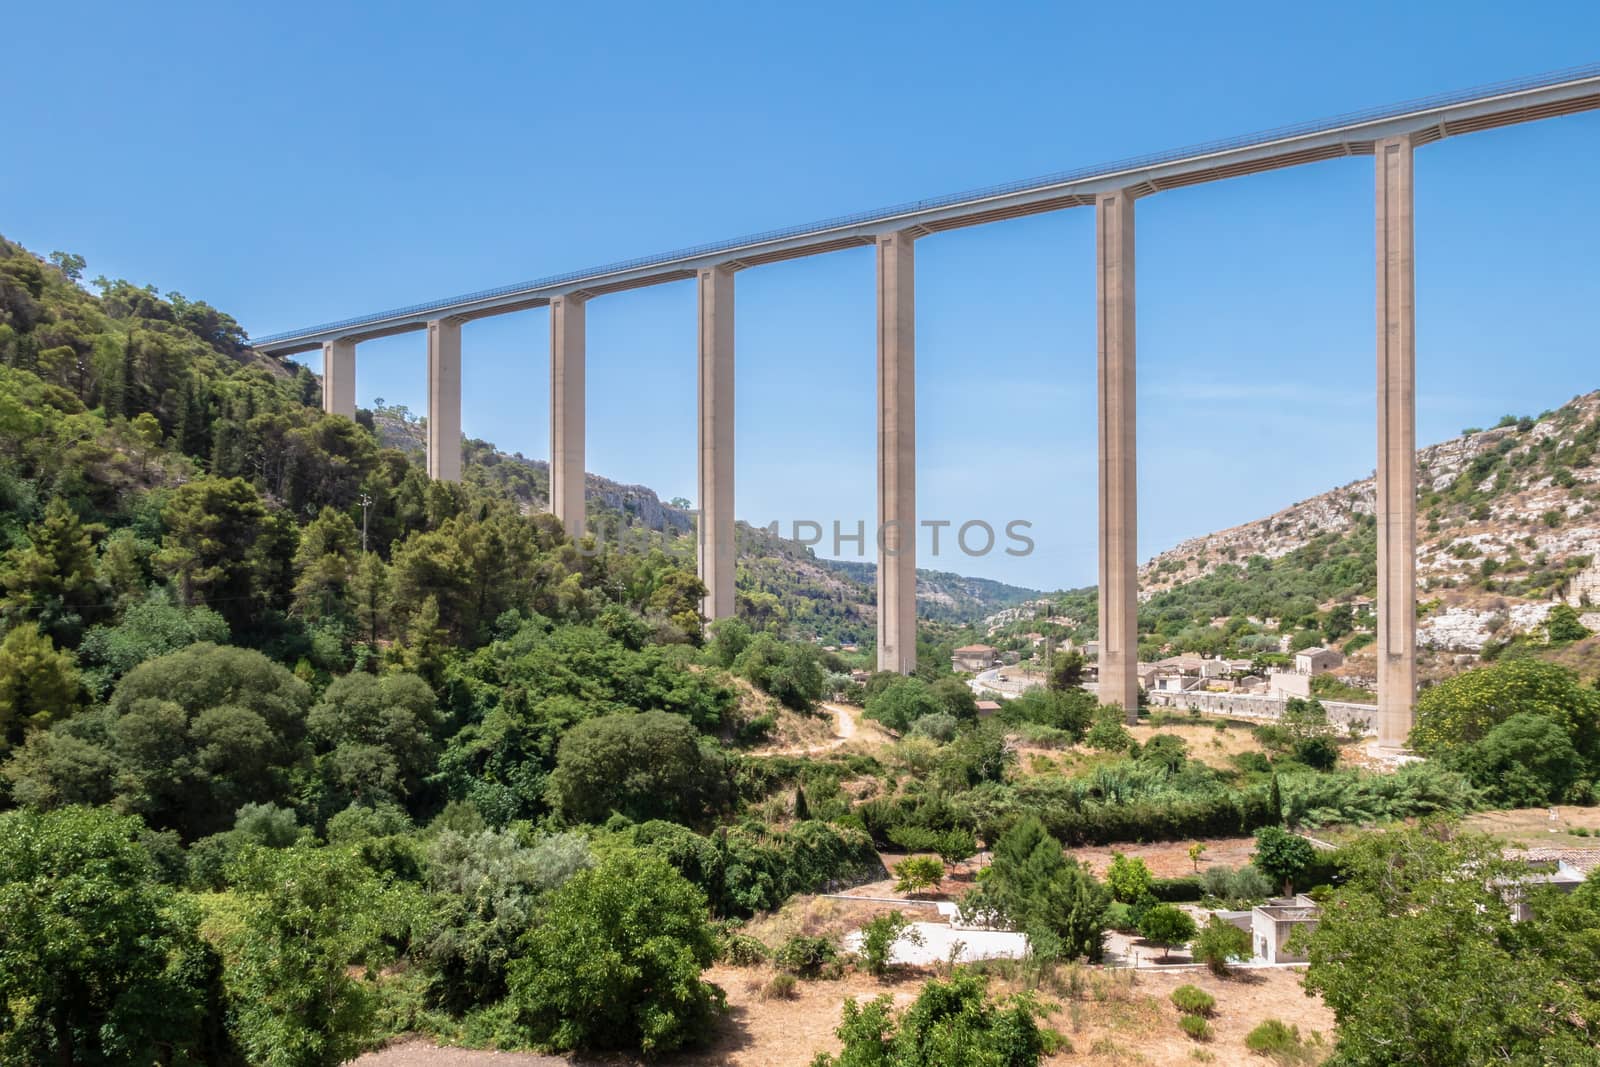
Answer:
(252, 64, 1600, 355)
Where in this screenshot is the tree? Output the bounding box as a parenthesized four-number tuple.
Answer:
(547, 710, 726, 825)
(863, 675, 943, 733)
(1106, 851, 1154, 904)
(1192, 916, 1253, 975)
(77, 588, 229, 696)
(930, 675, 980, 722)
(810, 969, 1044, 1067)
(154, 475, 268, 629)
(0, 623, 84, 751)
(0, 807, 227, 1066)
(1138, 903, 1197, 959)
(734, 634, 826, 711)
(47, 250, 86, 282)
(1139, 732, 1188, 772)
(1188, 842, 1207, 872)
(1049, 648, 1086, 691)
(1304, 828, 1600, 1065)
(1410, 659, 1600, 768)
(101, 643, 311, 838)
(291, 506, 360, 626)
(971, 816, 1108, 962)
(506, 849, 723, 1055)
(1446, 711, 1584, 806)
(893, 855, 945, 897)
(131, 410, 164, 475)
(1252, 826, 1315, 896)
(307, 671, 441, 809)
(1, 498, 102, 645)
(226, 843, 401, 1067)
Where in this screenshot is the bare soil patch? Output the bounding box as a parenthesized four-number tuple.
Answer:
(1071, 837, 1258, 880)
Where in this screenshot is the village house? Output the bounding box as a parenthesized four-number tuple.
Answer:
(1294, 646, 1345, 675)
(975, 700, 1002, 719)
(951, 644, 998, 673)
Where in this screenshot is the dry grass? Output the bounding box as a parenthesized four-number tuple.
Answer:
(1461, 804, 1600, 850)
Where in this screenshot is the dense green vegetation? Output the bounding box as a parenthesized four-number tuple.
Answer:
(5, 235, 1600, 1066)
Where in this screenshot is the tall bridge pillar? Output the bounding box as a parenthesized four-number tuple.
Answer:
(1096, 190, 1140, 722)
(550, 294, 587, 539)
(876, 230, 917, 675)
(321, 338, 356, 418)
(427, 317, 462, 482)
(697, 266, 737, 624)
(1375, 134, 1417, 748)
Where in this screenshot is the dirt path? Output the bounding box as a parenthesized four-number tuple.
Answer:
(826, 702, 856, 742)
(756, 703, 881, 757)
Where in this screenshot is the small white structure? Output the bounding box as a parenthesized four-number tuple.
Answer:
(1252, 895, 1321, 964)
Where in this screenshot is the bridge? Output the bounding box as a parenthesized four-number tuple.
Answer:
(250, 64, 1600, 748)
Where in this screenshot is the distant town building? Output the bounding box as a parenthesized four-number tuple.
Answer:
(1294, 647, 1345, 675)
(952, 644, 998, 672)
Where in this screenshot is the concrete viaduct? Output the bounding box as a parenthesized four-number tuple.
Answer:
(251, 65, 1600, 748)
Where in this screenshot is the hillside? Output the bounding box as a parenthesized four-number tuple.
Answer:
(1125, 392, 1600, 680)
(371, 406, 1044, 638)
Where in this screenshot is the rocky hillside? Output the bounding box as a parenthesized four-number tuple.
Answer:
(370, 407, 1043, 635)
(1139, 391, 1600, 654)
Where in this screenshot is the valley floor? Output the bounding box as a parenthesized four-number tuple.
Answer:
(352, 965, 1332, 1066)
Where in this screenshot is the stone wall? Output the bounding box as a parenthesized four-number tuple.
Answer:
(1148, 689, 1376, 735)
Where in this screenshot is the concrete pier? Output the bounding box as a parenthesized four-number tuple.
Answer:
(549, 295, 586, 539)
(1375, 134, 1417, 748)
(876, 230, 917, 674)
(1096, 191, 1139, 721)
(426, 318, 462, 482)
(321, 338, 355, 418)
(697, 266, 737, 623)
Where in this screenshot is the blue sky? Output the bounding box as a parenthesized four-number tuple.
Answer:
(5, 2, 1599, 589)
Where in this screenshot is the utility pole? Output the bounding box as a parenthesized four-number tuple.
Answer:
(359, 493, 372, 554)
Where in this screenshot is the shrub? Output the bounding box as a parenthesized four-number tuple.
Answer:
(894, 855, 945, 896)
(1170, 984, 1216, 1016)
(1106, 852, 1154, 904)
(1244, 1019, 1309, 1059)
(1150, 875, 1205, 902)
(761, 972, 798, 1000)
(858, 911, 924, 977)
(1179, 1014, 1214, 1041)
(505, 850, 723, 1054)
(0, 807, 230, 1066)
(810, 969, 1044, 1067)
(227, 843, 403, 1067)
(1102, 901, 1134, 931)
(721, 932, 769, 966)
(1193, 916, 1253, 975)
(777, 934, 839, 978)
(1086, 709, 1135, 752)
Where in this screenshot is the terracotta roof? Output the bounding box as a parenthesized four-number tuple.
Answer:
(953, 644, 996, 654)
(1512, 847, 1600, 874)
